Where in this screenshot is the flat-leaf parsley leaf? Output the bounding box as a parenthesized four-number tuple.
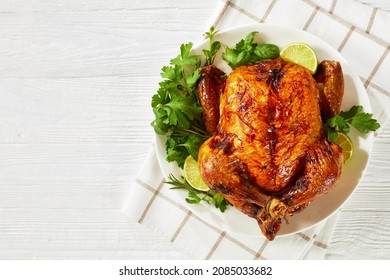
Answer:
(324, 105, 380, 141)
(151, 42, 209, 167)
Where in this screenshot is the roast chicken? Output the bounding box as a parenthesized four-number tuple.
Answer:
(197, 58, 344, 240)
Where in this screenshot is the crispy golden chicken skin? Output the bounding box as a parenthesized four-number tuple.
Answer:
(198, 58, 343, 240)
(197, 65, 226, 134)
(314, 60, 344, 120)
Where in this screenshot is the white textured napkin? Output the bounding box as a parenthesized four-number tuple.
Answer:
(123, 0, 390, 259)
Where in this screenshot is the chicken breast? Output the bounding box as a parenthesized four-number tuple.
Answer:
(198, 58, 343, 240)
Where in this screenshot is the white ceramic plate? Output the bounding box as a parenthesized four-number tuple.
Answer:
(155, 24, 374, 237)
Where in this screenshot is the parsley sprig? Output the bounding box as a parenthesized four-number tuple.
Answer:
(324, 105, 380, 141)
(203, 26, 221, 66)
(151, 42, 208, 168)
(151, 27, 231, 212)
(166, 174, 231, 213)
(151, 27, 222, 168)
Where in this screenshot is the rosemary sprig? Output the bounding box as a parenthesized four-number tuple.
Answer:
(166, 174, 231, 213)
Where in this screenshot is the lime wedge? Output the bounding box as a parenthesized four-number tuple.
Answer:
(280, 42, 318, 74)
(183, 156, 210, 191)
(332, 132, 353, 165)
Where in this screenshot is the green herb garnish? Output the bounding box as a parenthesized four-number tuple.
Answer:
(166, 174, 231, 213)
(203, 26, 222, 66)
(151, 42, 208, 168)
(222, 31, 280, 70)
(325, 105, 380, 141)
(151, 27, 222, 168)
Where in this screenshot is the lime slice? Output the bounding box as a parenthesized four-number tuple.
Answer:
(332, 132, 353, 165)
(184, 155, 210, 191)
(280, 42, 318, 74)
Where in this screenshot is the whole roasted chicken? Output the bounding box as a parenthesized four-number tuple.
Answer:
(198, 58, 344, 240)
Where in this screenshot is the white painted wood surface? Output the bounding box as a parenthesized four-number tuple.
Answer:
(0, 0, 389, 259)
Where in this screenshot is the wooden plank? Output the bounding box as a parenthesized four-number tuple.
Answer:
(0, 0, 217, 259)
(327, 210, 390, 259)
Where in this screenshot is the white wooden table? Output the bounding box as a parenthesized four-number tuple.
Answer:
(0, 0, 389, 259)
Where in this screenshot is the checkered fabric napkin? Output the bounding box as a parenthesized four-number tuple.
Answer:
(123, 0, 390, 259)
